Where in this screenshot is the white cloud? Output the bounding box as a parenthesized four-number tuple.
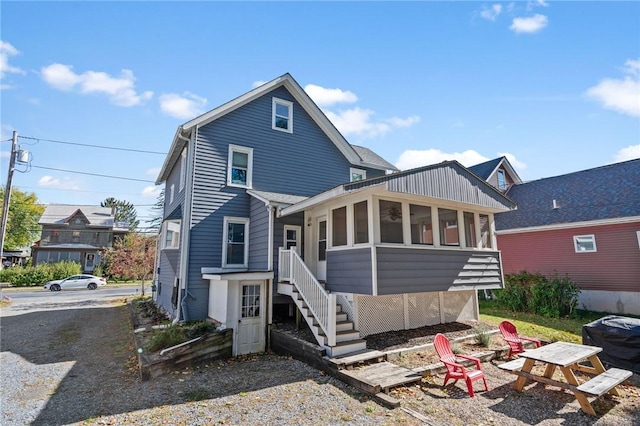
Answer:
(386, 115, 421, 127)
(614, 144, 640, 162)
(586, 59, 640, 117)
(146, 167, 161, 177)
(0, 41, 25, 80)
(481, 4, 503, 21)
(141, 185, 162, 198)
(325, 107, 392, 138)
(395, 149, 490, 171)
(159, 92, 207, 119)
(40, 63, 153, 106)
(304, 84, 358, 107)
(527, 0, 549, 10)
(510, 14, 548, 33)
(0, 150, 9, 159)
(38, 175, 80, 190)
(252, 80, 267, 88)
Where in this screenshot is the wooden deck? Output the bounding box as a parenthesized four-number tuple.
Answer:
(339, 361, 423, 394)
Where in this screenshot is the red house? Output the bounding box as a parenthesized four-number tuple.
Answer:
(471, 157, 640, 315)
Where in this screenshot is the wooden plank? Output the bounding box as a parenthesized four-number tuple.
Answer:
(560, 366, 596, 416)
(375, 392, 401, 409)
(497, 358, 526, 372)
(576, 368, 633, 397)
(511, 369, 577, 392)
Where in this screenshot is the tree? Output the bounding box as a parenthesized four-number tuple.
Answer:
(101, 197, 139, 231)
(0, 187, 45, 250)
(103, 233, 156, 295)
(145, 188, 164, 234)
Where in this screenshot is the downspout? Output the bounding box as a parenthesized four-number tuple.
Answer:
(266, 205, 275, 350)
(173, 129, 196, 324)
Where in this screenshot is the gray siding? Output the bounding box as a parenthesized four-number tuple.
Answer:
(326, 248, 373, 294)
(248, 197, 269, 270)
(163, 150, 187, 219)
(156, 249, 180, 317)
(376, 247, 503, 294)
(182, 86, 376, 320)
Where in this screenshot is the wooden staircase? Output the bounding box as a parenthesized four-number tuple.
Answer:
(278, 281, 367, 357)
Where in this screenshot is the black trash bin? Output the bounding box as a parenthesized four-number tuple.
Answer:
(582, 315, 640, 374)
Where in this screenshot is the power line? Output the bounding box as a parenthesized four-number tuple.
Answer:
(18, 135, 168, 155)
(15, 185, 161, 198)
(31, 165, 156, 183)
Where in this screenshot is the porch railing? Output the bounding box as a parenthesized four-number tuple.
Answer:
(278, 248, 336, 347)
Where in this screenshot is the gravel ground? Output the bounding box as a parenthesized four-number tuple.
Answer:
(1, 299, 639, 426)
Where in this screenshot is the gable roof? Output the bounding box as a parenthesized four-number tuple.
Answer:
(39, 205, 117, 228)
(157, 73, 397, 184)
(351, 145, 398, 171)
(469, 156, 522, 185)
(495, 158, 640, 231)
(280, 160, 516, 216)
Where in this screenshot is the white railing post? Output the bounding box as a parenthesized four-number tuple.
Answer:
(327, 294, 337, 347)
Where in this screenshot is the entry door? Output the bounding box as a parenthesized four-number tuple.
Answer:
(316, 217, 327, 281)
(85, 253, 96, 272)
(237, 282, 265, 355)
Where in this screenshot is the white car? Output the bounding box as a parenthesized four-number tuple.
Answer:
(44, 275, 107, 291)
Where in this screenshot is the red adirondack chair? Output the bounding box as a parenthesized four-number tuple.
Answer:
(499, 320, 542, 358)
(433, 333, 488, 397)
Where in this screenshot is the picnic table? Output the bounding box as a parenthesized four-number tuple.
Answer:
(498, 341, 632, 416)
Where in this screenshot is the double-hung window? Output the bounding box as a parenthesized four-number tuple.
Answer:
(223, 217, 249, 267)
(164, 220, 181, 249)
(272, 98, 293, 133)
(227, 145, 253, 188)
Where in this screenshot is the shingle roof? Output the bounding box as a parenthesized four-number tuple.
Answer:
(351, 145, 399, 172)
(495, 159, 640, 230)
(39, 205, 115, 227)
(247, 190, 308, 207)
(468, 157, 503, 180)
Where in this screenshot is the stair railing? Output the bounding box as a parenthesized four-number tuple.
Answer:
(279, 248, 336, 346)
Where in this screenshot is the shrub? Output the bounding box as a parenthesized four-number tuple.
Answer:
(473, 326, 492, 347)
(0, 261, 82, 287)
(494, 271, 545, 312)
(531, 274, 580, 318)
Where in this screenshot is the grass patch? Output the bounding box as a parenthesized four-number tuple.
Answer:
(478, 300, 637, 343)
(50, 325, 81, 348)
(472, 325, 493, 347)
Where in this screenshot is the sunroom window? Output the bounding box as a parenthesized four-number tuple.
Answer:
(464, 212, 476, 248)
(227, 145, 253, 188)
(574, 235, 596, 253)
(410, 204, 433, 245)
(380, 200, 403, 243)
(354, 201, 369, 244)
(438, 208, 459, 246)
(332, 207, 347, 246)
(479, 214, 492, 248)
(272, 98, 293, 133)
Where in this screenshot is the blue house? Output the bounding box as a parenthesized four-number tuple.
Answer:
(154, 74, 516, 357)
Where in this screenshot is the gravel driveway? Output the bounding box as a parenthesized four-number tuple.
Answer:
(1, 299, 638, 426)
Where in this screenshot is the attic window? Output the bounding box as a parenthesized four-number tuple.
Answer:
(272, 98, 293, 133)
(497, 169, 507, 190)
(350, 168, 366, 182)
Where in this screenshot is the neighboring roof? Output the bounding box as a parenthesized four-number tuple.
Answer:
(280, 160, 516, 216)
(496, 158, 640, 231)
(351, 145, 399, 172)
(39, 205, 115, 227)
(247, 190, 308, 208)
(156, 73, 395, 184)
(469, 156, 523, 185)
(35, 244, 102, 249)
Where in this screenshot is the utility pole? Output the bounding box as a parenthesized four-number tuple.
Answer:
(0, 131, 18, 270)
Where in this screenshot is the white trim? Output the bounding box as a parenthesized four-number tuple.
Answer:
(222, 217, 250, 268)
(496, 216, 640, 234)
(349, 167, 366, 182)
(573, 234, 597, 253)
(637, 231, 640, 250)
(268, 207, 274, 270)
(203, 271, 273, 281)
(283, 224, 301, 254)
(272, 98, 293, 133)
(162, 219, 181, 249)
(227, 144, 253, 189)
(169, 184, 175, 204)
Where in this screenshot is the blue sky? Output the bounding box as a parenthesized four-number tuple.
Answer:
(1, 1, 639, 229)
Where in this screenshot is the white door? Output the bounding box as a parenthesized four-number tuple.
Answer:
(237, 282, 265, 355)
(85, 253, 96, 272)
(316, 217, 327, 281)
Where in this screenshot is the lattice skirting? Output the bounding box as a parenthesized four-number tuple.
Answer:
(354, 290, 478, 337)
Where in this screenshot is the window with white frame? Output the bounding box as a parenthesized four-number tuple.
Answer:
(164, 220, 181, 249)
(227, 145, 253, 188)
(354, 201, 369, 244)
(223, 217, 249, 267)
(272, 98, 293, 133)
(332, 206, 347, 246)
(497, 169, 507, 190)
(574, 234, 596, 253)
(350, 168, 366, 182)
(179, 148, 187, 191)
(170, 184, 175, 204)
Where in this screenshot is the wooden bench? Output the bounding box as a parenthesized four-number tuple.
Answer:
(497, 358, 526, 372)
(576, 368, 632, 397)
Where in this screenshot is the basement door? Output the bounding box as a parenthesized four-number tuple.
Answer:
(237, 282, 265, 355)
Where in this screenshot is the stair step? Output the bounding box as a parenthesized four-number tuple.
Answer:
(328, 349, 387, 369)
(336, 320, 354, 332)
(336, 329, 361, 343)
(327, 339, 367, 357)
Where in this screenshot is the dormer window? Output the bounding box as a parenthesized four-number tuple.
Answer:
(497, 169, 507, 190)
(272, 98, 293, 133)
